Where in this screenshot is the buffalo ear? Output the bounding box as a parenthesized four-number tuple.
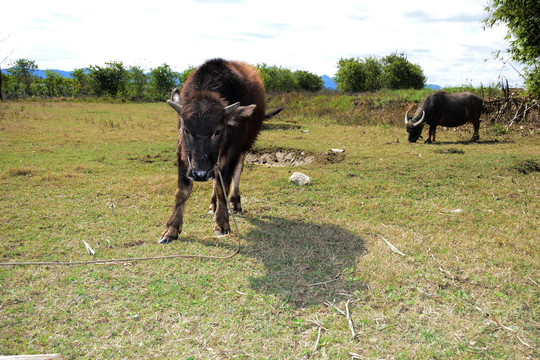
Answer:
(171, 88, 181, 103)
(225, 104, 256, 126)
(167, 88, 183, 113)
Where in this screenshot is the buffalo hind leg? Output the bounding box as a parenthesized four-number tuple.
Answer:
(213, 173, 232, 236)
(209, 191, 217, 214)
(209, 153, 244, 214)
(159, 177, 193, 244)
(229, 153, 245, 213)
(471, 119, 480, 141)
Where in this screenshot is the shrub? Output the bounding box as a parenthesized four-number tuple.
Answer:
(294, 70, 324, 92)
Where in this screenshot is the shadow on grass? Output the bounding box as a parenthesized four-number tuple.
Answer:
(240, 214, 367, 308)
(428, 139, 513, 145)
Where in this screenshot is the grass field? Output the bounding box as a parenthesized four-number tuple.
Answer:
(0, 99, 538, 359)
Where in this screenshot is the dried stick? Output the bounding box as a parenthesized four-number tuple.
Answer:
(325, 300, 358, 339)
(373, 233, 405, 256)
(306, 277, 340, 287)
(526, 276, 539, 288)
(345, 300, 358, 339)
(516, 334, 532, 348)
(488, 313, 517, 333)
(324, 301, 346, 316)
(313, 326, 322, 351)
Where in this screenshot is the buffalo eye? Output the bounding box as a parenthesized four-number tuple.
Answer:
(212, 129, 223, 138)
(183, 129, 192, 138)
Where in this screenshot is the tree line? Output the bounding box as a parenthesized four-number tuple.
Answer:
(1, 59, 195, 101)
(0, 54, 426, 101)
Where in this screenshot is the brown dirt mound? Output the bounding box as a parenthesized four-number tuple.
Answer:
(482, 95, 540, 128)
(246, 147, 345, 167)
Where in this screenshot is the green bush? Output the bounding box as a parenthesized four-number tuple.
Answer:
(382, 52, 426, 90)
(335, 53, 426, 92)
(88, 61, 128, 97)
(257, 64, 323, 93)
(149, 64, 179, 101)
(294, 70, 324, 92)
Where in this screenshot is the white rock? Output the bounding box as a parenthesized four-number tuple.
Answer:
(289, 172, 312, 186)
(330, 148, 345, 153)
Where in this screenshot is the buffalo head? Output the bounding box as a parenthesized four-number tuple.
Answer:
(167, 88, 256, 181)
(404, 109, 425, 143)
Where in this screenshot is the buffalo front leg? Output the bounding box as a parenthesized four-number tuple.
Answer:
(212, 171, 232, 236)
(426, 126, 436, 143)
(159, 178, 192, 244)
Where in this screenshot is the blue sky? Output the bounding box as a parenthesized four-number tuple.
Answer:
(0, 0, 525, 87)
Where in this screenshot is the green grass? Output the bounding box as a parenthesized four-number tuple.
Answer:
(0, 99, 538, 359)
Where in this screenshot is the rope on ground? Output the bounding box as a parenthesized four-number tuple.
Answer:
(0, 166, 241, 267)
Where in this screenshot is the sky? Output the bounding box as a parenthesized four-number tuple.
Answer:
(0, 0, 525, 87)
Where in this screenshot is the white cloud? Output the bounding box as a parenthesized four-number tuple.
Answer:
(0, 0, 525, 87)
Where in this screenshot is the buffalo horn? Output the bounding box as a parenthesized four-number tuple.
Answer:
(404, 109, 410, 125)
(412, 111, 425, 127)
(224, 102, 241, 116)
(167, 100, 183, 113)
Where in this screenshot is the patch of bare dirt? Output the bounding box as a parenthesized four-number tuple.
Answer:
(246, 147, 345, 167)
(246, 148, 314, 167)
(262, 122, 301, 131)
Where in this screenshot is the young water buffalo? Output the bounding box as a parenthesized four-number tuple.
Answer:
(159, 59, 281, 244)
(405, 91, 483, 143)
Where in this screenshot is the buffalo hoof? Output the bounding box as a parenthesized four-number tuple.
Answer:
(230, 202, 242, 213)
(229, 195, 242, 213)
(214, 223, 230, 236)
(158, 236, 175, 244)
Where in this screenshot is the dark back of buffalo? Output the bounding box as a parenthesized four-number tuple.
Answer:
(405, 91, 483, 143)
(159, 58, 272, 244)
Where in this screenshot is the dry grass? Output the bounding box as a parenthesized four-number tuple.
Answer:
(0, 99, 538, 359)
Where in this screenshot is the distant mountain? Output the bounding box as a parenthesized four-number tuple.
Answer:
(425, 84, 442, 90)
(35, 69, 74, 78)
(1, 68, 74, 78)
(322, 75, 336, 90)
(321, 76, 441, 91)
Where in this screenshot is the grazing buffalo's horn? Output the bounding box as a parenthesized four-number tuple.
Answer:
(412, 110, 425, 127)
(224, 102, 241, 116)
(167, 100, 183, 113)
(404, 109, 410, 125)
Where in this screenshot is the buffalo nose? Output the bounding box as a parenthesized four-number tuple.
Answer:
(190, 169, 211, 182)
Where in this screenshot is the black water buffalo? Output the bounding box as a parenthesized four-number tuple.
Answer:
(159, 58, 281, 244)
(405, 91, 483, 143)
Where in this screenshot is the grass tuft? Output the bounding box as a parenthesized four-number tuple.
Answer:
(512, 158, 540, 174)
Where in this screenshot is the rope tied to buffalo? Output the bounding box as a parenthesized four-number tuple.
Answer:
(0, 165, 241, 267)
